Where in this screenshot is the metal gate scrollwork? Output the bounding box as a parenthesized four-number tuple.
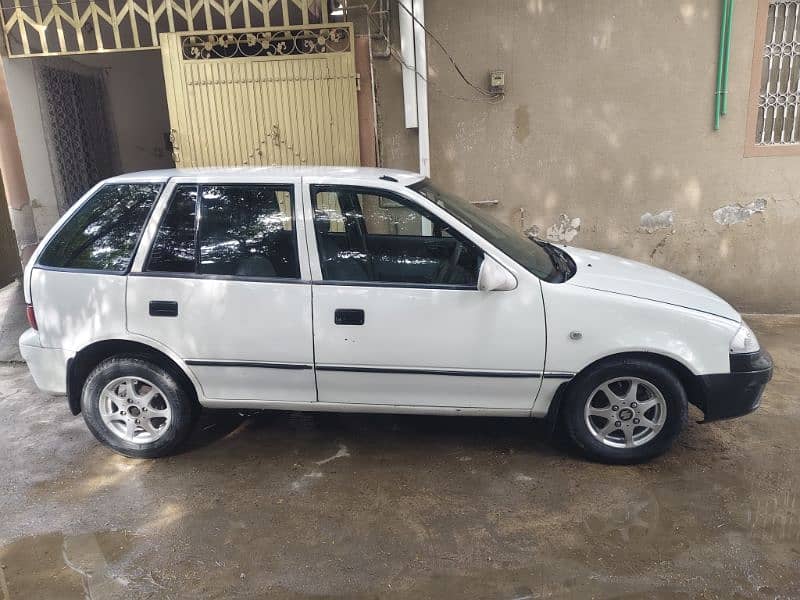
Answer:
(182, 26, 351, 59)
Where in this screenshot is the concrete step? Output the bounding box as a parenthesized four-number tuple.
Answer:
(0, 280, 26, 363)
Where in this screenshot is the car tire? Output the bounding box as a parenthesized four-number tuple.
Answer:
(81, 356, 199, 458)
(562, 357, 688, 464)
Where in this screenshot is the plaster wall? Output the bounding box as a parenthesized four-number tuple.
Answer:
(375, 0, 800, 313)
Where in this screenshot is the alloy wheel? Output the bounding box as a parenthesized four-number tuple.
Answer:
(583, 377, 667, 448)
(98, 377, 172, 444)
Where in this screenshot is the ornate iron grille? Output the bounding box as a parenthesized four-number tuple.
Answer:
(0, 0, 333, 57)
(756, 0, 800, 146)
(35, 64, 120, 211)
(181, 24, 349, 59)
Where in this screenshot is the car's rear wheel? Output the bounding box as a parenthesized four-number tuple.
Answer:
(81, 356, 198, 458)
(562, 357, 688, 464)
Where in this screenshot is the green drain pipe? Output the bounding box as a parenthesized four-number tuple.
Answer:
(715, 0, 734, 129)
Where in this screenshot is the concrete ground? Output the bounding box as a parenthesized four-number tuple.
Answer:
(0, 313, 798, 599)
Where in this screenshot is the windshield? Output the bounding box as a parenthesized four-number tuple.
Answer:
(410, 180, 571, 282)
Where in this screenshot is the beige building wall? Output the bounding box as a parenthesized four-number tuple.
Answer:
(375, 0, 800, 313)
(3, 51, 172, 238)
(1, 57, 60, 239)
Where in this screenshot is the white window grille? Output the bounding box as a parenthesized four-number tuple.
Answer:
(755, 0, 800, 146)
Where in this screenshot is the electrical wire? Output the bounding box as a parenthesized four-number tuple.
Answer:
(388, 0, 502, 100)
(3, 0, 505, 104)
(388, 45, 503, 104)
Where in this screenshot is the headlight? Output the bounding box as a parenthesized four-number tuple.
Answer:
(730, 322, 760, 354)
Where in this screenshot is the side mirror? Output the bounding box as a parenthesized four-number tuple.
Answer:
(477, 256, 517, 292)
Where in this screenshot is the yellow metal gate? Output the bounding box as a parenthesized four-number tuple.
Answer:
(160, 25, 360, 167)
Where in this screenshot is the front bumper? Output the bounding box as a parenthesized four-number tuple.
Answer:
(696, 350, 773, 422)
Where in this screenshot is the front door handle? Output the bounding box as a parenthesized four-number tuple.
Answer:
(334, 308, 364, 325)
(149, 300, 178, 317)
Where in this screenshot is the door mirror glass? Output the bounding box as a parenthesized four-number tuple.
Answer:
(477, 256, 517, 291)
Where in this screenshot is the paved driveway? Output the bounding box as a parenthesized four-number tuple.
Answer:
(0, 316, 798, 598)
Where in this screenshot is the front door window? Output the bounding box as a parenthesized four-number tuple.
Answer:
(311, 186, 483, 287)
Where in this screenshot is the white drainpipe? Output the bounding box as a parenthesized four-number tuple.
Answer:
(399, 0, 430, 179)
(412, 0, 430, 178)
(398, 0, 418, 128)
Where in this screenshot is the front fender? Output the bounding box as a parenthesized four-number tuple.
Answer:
(541, 283, 739, 377)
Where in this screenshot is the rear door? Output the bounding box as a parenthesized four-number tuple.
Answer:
(127, 176, 315, 404)
(305, 181, 547, 411)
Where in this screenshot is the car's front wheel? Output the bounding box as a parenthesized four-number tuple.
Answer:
(81, 356, 198, 458)
(562, 357, 688, 464)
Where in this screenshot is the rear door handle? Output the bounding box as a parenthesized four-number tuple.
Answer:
(149, 300, 178, 317)
(334, 308, 364, 325)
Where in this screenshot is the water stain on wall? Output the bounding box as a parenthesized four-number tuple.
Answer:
(514, 105, 530, 144)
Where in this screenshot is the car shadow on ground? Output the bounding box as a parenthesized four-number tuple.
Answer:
(182, 406, 573, 459)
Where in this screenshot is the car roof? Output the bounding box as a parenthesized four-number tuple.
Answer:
(105, 166, 425, 186)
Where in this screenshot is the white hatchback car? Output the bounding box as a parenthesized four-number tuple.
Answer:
(19, 167, 772, 463)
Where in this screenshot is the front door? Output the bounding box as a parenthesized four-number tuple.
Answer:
(127, 177, 315, 404)
(305, 183, 547, 411)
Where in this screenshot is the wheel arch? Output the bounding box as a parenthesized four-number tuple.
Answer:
(67, 339, 201, 415)
(546, 351, 703, 425)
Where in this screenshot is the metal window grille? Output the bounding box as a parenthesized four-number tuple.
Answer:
(35, 64, 120, 212)
(756, 0, 800, 146)
(0, 0, 333, 57)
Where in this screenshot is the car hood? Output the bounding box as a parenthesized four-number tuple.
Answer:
(560, 246, 740, 322)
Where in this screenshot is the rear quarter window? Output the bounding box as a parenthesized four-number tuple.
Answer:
(38, 183, 162, 272)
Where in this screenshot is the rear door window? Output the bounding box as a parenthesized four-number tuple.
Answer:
(38, 183, 162, 272)
(146, 183, 300, 279)
(147, 184, 198, 273)
(198, 184, 299, 279)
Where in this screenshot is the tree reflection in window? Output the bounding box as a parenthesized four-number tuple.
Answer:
(197, 185, 299, 279)
(38, 183, 162, 272)
(147, 185, 197, 273)
(311, 187, 482, 286)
